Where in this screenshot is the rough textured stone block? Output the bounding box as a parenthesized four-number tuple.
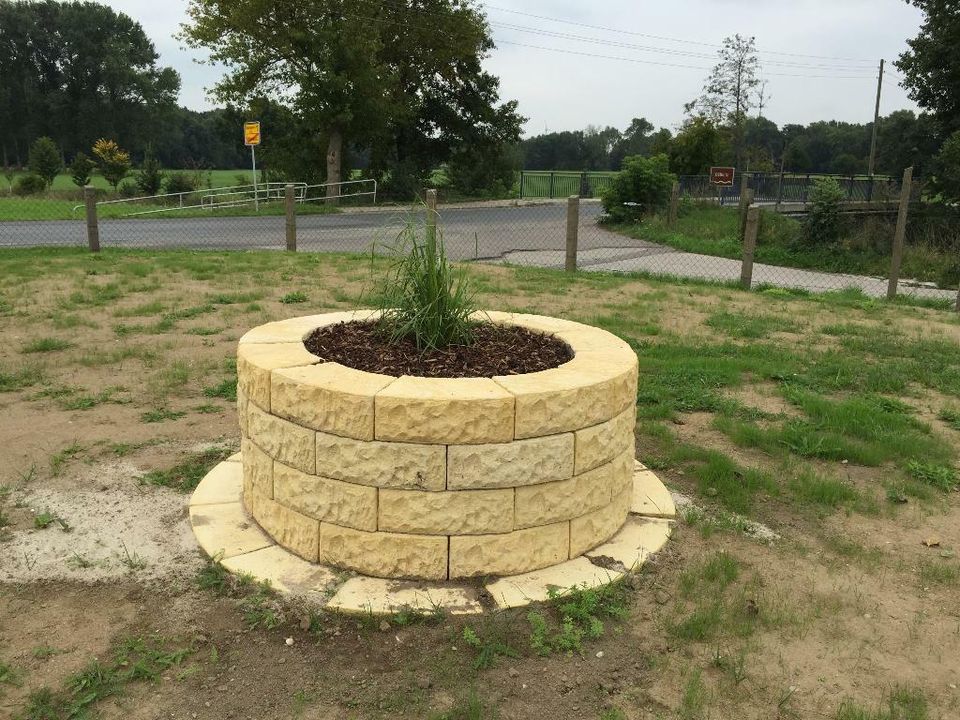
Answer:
(379, 488, 513, 535)
(237, 387, 249, 438)
(315, 432, 445, 491)
(569, 487, 631, 558)
(515, 450, 631, 529)
(247, 403, 315, 474)
(320, 524, 448, 580)
(237, 342, 320, 411)
(472, 310, 584, 335)
(447, 433, 574, 490)
(448, 522, 569, 577)
(273, 461, 377, 532)
(189, 501, 271, 559)
(375, 376, 514, 444)
(575, 407, 636, 475)
(485, 557, 624, 609)
(242, 437, 274, 499)
(246, 491, 320, 562)
(494, 352, 637, 439)
(238, 310, 378, 345)
(271, 363, 394, 441)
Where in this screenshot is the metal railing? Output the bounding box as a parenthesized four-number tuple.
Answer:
(519, 171, 615, 199)
(678, 172, 902, 207)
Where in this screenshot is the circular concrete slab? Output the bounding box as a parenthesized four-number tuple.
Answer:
(189, 455, 674, 614)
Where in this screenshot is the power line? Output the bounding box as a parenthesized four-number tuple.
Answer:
(482, 3, 878, 64)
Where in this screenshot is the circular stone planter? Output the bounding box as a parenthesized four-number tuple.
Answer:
(234, 310, 640, 581)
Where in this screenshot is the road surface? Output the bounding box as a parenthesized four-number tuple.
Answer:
(0, 202, 954, 302)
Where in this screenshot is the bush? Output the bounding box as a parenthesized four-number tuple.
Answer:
(135, 145, 164, 196)
(69, 152, 95, 187)
(13, 174, 48, 195)
(118, 181, 139, 198)
(28, 137, 62, 187)
(601, 154, 675, 223)
(801, 177, 846, 247)
(92, 138, 131, 190)
(164, 172, 198, 195)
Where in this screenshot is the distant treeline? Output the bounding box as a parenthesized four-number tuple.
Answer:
(520, 112, 941, 178)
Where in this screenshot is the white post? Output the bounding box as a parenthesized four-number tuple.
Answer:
(251, 145, 259, 212)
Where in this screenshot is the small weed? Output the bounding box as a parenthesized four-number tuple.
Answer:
(905, 460, 957, 491)
(678, 670, 708, 720)
(939, 407, 960, 431)
(67, 552, 94, 569)
(0, 659, 21, 688)
(141, 447, 232, 492)
(140, 408, 186, 423)
(33, 510, 68, 531)
(917, 559, 959, 586)
(32, 645, 61, 660)
(192, 403, 222, 414)
(22, 337, 73, 353)
(280, 291, 308, 304)
(462, 624, 518, 670)
(203, 378, 237, 402)
(240, 582, 281, 629)
(835, 685, 928, 720)
(428, 691, 488, 720)
(50, 441, 84, 476)
(526, 582, 629, 656)
(119, 541, 147, 571)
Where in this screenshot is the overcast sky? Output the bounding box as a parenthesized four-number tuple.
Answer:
(105, 0, 924, 136)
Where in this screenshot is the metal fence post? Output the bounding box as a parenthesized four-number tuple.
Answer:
(425, 188, 438, 245)
(565, 195, 579, 273)
(741, 206, 760, 289)
(886, 167, 914, 300)
(667, 181, 680, 227)
(84, 185, 100, 253)
(285, 183, 296, 252)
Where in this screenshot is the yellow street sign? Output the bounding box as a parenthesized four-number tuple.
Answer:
(244, 121, 261, 146)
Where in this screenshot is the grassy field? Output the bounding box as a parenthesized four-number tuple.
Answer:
(613, 203, 960, 289)
(0, 249, 958, 719)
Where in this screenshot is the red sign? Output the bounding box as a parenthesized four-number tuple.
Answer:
(710, 167, 735, 186)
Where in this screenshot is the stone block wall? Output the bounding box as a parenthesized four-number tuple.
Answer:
(237, 310, 638, 580)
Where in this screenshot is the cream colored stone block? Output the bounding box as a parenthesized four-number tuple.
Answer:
(237, 342, 319, 411)
(471, 310, 584, 335)
(222, 545, 339, 596)
(242, 438, 274, 499)
(273, 461, 377, 532)
(632, 465, 676, 518)
(327, 576, 482, 615)
(271, 363, 393, 441)
(246, 403, 315, 474)
(315, 432, 445, 491)
(554, 326, 636, 355)
(246, 492, 320, 562)
(237, 387, 249, 437)
(586, 516, 672, 570)
(485, 557, 624, 609)
(569, 487, 631, 558)
(320, 524, 448, 580)
(189, 501, 272, 559)
(448, 522, 569, 578)
(514, 450, 631, 529)
(378, 488, 513, 535)
(494, 353, 637, 439)
(227, 451, 242, 463)
(447, 433, 573, 490)
(238, 310, 378, 344)
(375, 376, 514, 444)
(575, 407, 636, 475)
(190, 460, 242, 507)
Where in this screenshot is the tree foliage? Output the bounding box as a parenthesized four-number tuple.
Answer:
(28, 137, 62, 187)
(932, 130, 960, 202)
(135, 145, 165, 195)
(897, 0, 960, 133)
(93, 139, 132, 190)
(0, 0, 179, 168)
(669, 117, 724, 175)
(802, 177, 846, 248)
(601, 154, 675, 222)
(69, 152, 95, 187)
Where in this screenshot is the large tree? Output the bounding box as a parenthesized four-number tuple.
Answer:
(181, 0, 523, 197)
(685, 34, 761, 169)
(896, 0, 960, 134)
(0, 0, 179, 167)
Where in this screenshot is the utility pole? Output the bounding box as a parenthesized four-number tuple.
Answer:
(868, 59, 885, 177)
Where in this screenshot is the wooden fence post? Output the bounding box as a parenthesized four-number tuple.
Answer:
(739, 188, 755, 241)
(667, 181, 680, 227)
(565, 195, 579, 273)
(425, 188, 438, 245)
(886, 166, 914, 300)
(84, 185, 100, 253)
(285, 183, 296, 252)
(741, 206, 760, 289)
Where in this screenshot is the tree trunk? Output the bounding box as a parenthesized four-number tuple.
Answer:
(326, 130, 342, 205)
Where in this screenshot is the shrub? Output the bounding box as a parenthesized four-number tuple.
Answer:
(118, 181, 139, 198)
(135, 145, 164, 196)
(92, 138, 131, 190)
(801, 177, 846, 247)
(69, 152, 96, 187)
(13, 173, 47, 196)
(164, 172, 198, 195)
(601, 153, 675, 223)
(28, 136, 62, 187)
(375, 211, 475, 350)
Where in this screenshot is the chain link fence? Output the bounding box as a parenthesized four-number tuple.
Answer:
(0, 180, 957, 308)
